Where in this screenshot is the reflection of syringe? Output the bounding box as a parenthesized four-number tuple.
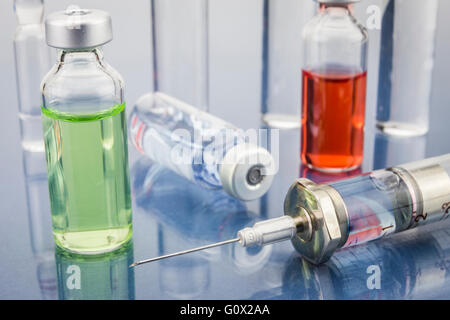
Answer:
(131, 154, 450, 267)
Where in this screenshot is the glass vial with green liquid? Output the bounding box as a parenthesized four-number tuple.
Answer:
(41, 8, 132, 254)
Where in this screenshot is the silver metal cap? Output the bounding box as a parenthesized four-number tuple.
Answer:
(219, 143, 275, 201)
(45, 7, 112, 49)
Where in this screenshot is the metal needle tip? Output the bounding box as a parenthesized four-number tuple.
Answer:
(129, 238, 241, 268)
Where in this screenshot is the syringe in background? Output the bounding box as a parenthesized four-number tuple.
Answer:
(13, 0, 52, 154)
(131, 154, 450, 267)
(129, 92, 276, 201)
(151, 0, 209, 111)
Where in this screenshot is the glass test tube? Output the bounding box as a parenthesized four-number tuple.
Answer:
(151, 0, 209, 110)
(24, 151, 56, 300)
(129, 92, 275, 201)
(301, 0, 368, 172)
(376, 0, 439, 136)
(13, 0, 52, 152)
(261, 0, 316, 129)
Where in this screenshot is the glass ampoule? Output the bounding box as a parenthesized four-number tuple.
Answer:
(301, 0, 368, 172)
(376, 0, 439, 136)
(261, 0, 315, 129)
(13, 0, 52, 153)
(151, 0, 209, 110)
(41, 8, 132, 254)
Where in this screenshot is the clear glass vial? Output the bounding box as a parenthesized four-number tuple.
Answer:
(55, 242, 135, 300)
(301, 0, 368, 172)
(41, 8, 132, 254)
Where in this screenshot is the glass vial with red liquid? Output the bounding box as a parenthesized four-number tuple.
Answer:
(301, 0, 368, 172)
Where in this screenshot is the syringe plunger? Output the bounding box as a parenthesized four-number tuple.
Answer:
(285, 154, 450, 264)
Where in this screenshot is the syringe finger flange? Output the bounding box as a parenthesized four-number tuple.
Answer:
(284, 178, 348, 265)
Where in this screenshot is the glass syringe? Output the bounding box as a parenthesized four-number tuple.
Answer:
(131, 154, 450, 267)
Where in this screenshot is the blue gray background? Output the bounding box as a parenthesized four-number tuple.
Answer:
(0, 0, 449, 299)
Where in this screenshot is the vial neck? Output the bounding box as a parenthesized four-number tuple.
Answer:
(57, 47, 104, 64)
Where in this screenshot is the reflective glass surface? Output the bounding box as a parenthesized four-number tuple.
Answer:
(1, 115, 450, 299)
(1, 0, 450, 298)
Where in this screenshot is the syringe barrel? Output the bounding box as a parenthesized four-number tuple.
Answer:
(284, 154, 450, 265)
(397, 154, 450, 227)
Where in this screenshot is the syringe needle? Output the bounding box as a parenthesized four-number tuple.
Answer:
(130, 215, 303, 267)
(130, 238, 240, 268)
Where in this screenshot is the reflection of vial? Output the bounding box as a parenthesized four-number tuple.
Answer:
(55, 242, 135, 300)
(301, 0, 368, 172)
(41, 9, 132, 254)
(376, 0, 439, 136)
(36, 254, 58, 299)
(159, 255, 210, 299)
(151, 0, 209, 110)
(129, 92, 275, 201)
(13, 0, 52, 152)
(132, 158, 273, 274)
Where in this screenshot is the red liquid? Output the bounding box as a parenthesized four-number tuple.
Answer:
(301, 69, 367, 171)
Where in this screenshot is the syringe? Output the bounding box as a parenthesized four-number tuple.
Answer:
(131, 154, 450, 267)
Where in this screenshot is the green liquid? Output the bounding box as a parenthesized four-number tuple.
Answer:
(42, 103, 132, 254)
(55, 242, 135, 299)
